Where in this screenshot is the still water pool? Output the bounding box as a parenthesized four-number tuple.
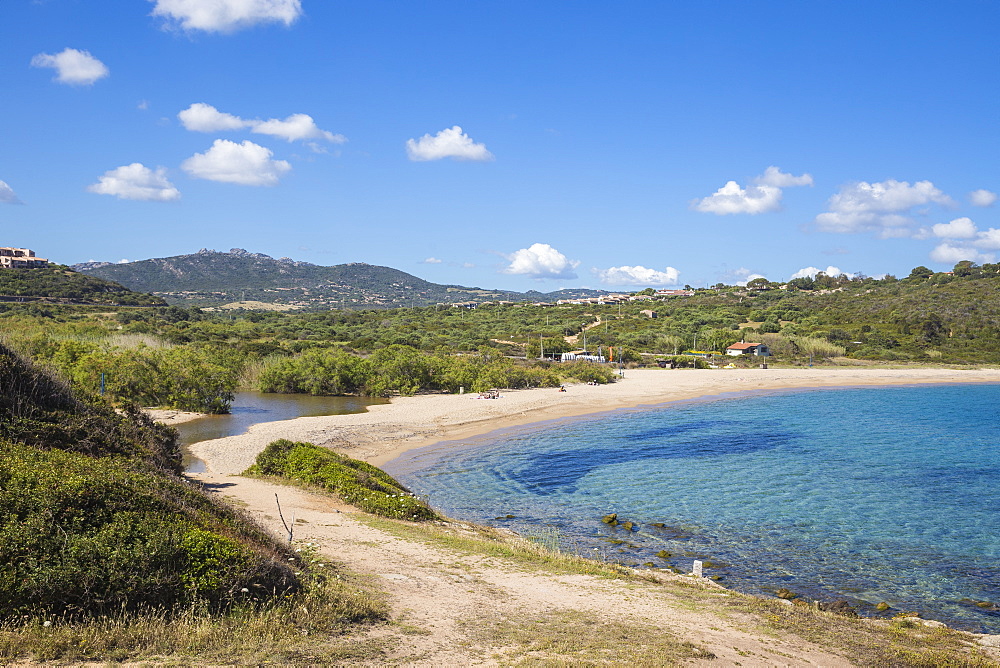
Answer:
(178, 392, 386, 471)
(385, 383, 1000, 632)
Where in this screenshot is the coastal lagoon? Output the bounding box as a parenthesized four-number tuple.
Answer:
(386, 383, 1000, 633)
(179, 392, 386, 472)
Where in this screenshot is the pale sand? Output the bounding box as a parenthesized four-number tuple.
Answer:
(189, 366, 1000, 476)
(143, 408, 207, 425)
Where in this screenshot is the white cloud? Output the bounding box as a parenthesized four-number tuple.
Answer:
(754, 166, 813, 188)
(406, 126, 494, 162)
(30, 48, 109, 86)
(693, 166, 812, 216)
(920, 217, 1000, 253)
(502, 243, 579, 279)
(422, 257, 442, 264)
(137, 99, 150, 110)
(970, 189, 998, 207)
(692, 181, 782, 215)
(972, 228, 1000, 250)
(252, 114, 346, 143)
(790, 265, 853, 280)
(0, 180, 24, 205)
(597, 265, 680, 286)
(150, 0, 303, 33)
(181, 139, 291, 186)
(929, 242, 994, 265)
(87, 163, 181, 201)
(177, 104, 345, 144)
(178, 103, 252, 132)
(815, 179, 954, 236)
(932, 217, 978, 239)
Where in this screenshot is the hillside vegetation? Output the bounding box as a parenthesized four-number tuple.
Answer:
(0, 265, 164, 306)
(4, 261, 1000, 414)
(75, 248, 608, 308)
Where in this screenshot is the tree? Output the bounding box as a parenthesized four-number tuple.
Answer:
(907, 266, 933, 280)
(952, 260, 978, 277)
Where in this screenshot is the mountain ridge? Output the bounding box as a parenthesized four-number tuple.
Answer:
(73, 248, 611, 309)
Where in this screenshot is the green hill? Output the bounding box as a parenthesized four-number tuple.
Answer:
(0, 265, 165, 306)
(73, 248, 607, 309)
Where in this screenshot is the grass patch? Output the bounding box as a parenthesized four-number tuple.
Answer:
(0, 560, 390, 664)
(245, 439, 438, 521)
(717, 595, 999, 667)
(355, 514, 657, 580)
(466, 609, 710, 666)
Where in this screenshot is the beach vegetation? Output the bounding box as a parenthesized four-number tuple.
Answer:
(0, 342, 390, 663)
(246, 439, 439, 521)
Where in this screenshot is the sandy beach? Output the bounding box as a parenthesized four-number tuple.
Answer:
(189, 366, 1000, 476)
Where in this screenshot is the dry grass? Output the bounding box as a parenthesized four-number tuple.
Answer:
(0, 568, 391, 664)
(466, 609, 710, 666)
(356, 514, 655, 581)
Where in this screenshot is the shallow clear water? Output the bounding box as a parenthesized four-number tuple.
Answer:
(179, 392, 386, 471)
(385, 383, 1000, 632)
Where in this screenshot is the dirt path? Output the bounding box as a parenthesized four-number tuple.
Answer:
(191, 472, 865, 666)
(564, 314, 603, 347)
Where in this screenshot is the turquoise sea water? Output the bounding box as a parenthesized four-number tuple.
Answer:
(385, 383, 1000, 632)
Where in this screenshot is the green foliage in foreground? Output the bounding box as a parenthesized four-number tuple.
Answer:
(247, 440, 439, 521)
(258, 344, 618, 397)
(0, 343, 299, 621)
(0, 444, 295, 618)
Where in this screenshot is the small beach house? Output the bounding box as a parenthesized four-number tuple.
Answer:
(725, 342, 770, 357)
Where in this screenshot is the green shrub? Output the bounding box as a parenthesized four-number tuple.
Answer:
(247, 440, 438, 521)
(0, 444, 297, 619)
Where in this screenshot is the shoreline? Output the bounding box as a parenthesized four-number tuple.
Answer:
(182, 366, 1000, 644)
(187, 366, 1000, 476)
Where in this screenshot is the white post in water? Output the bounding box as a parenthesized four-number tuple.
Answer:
(692, 560, 703, 577)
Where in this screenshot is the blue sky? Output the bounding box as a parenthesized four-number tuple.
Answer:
(2, 1, 997, 292)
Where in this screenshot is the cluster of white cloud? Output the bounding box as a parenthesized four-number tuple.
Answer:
(0, 180, 24, 205)
(31, 48, 108, 86)
(406, 126, 494, 162)
(181, 139, 291, 186)
(815, 179, 954, 237)
(178, 103, 346, 144)
(692, 166, 812, 215)
(790, 265, 853, 280)
(597, 265, 679, 286)
(501, 244, 683, 287)
(925, 216, 1000, 265)
(150, 0, 303, 33)
(87, 164, 181, 201)
(503, 243, 579, 280)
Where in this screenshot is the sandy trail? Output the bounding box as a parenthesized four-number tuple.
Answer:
(183, 367, 1000, 665)
(191, 472, 859, 665)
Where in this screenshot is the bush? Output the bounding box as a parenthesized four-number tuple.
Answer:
(247, 440, 438, 521)
(0, 444, 296, 620)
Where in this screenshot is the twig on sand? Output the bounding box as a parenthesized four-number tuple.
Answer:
(275, 493, 294, 543)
